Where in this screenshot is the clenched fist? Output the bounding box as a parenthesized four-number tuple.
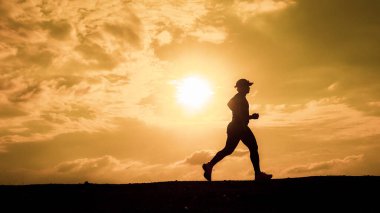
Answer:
(250, 113, 259, 119)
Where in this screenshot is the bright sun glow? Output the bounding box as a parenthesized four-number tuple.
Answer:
(176, 76, 213, 110)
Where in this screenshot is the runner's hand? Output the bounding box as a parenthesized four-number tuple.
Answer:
(251, 113, 259, 119)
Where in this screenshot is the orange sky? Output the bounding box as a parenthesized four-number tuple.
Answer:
(0, 0, 380, 184)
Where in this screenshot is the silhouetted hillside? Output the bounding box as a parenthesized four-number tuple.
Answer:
(0, 176, 379, 212)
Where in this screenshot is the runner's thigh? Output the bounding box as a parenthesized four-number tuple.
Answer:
(222, 134, 240, 154)
(241, 127, 258, 150)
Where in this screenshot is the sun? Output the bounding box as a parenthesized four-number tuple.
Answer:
(176, 76, 213, 110)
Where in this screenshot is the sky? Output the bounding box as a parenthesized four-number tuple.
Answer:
(0, 0, 380, 184)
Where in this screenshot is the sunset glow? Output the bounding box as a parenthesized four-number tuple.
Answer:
(176, 77, 213, 110)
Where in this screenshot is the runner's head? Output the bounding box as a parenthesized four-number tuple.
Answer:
(235, 79, 253, 94)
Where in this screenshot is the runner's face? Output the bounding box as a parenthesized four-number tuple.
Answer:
(237, 85, 250, 94)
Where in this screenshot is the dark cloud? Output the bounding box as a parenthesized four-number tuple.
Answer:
(21, 120, 55, 135)
(8, 84, 41, 103)
(0, 119, 54, 144)
(47, 75, 84, 89)
(55, 155, 119, 174)
(0, 105, 27, 118)
(75, 41, 118, 70)
(15, 46, 56, 67)
(41, 20, 72, 40)
(104, 22, 141, 47)
(42, 104, 96, 122)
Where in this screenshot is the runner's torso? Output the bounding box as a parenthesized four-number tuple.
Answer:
(227, 93, 249, 126)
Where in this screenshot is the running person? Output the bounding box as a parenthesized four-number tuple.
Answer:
(202, 79, 272, 181)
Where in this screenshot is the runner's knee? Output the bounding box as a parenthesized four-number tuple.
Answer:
(220, 147, 234, 156)
(247, 144, 258, 152)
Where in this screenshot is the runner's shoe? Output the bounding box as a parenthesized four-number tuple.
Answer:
(255, 172, 272, 182)
(202, 163, 212, 181)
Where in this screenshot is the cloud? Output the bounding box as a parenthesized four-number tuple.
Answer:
(155, 30, 172, 46)
(41, 20, 72, 40)
(0, 148, 255, 184)
(0, 104, 27, 118)
(134, 0, 229, 45)
(233, 0, 295, 22)
(327, 82, 339, 91)
(257, 97, 380, 140)
(178, 148, 250, 166)
(283, 155, 363, 175)
(0, 155, 196, 184)
(0, 75, 123, 144)
(0, 0, 221, 147)
(0, 144, 374, 184)
(0, 42, 17, 59)
(189, 26, 227, 44)
(0, 0, 234, 148)
(0, 0, 144, 72)
(368, 101, 380, 107)
(180, 150, 215, 165)
(135, 0, 208, 32)
(55, 155, 123, 173)
(0, 155, 131, 184)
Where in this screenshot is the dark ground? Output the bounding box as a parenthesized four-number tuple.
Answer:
(0, 176, 379, 212)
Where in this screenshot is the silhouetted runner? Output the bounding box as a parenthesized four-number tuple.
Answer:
(202, 79, 272, 181)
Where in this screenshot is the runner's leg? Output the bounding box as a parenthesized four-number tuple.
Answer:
(209, 134, 240, 167)
(241, 127, 261, 175)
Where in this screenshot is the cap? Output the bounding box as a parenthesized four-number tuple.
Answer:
(234, 79, 254, 88)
